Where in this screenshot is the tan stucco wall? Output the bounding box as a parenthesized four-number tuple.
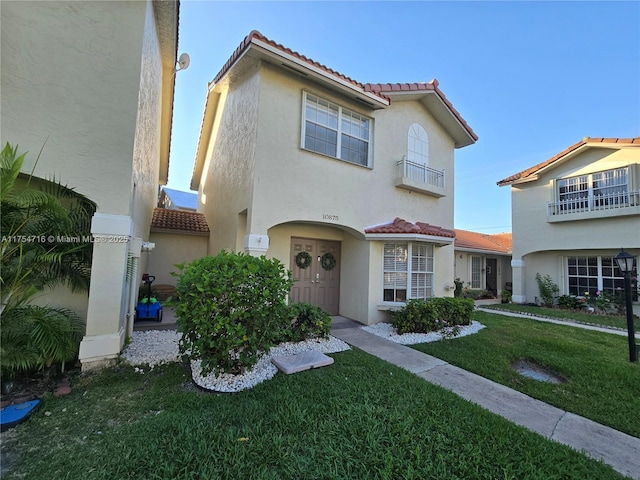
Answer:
(1, 0, 147, 214)
(510, 146, 640, 309)
(198, 64, 260, 254)
(147, 232, 209, 285)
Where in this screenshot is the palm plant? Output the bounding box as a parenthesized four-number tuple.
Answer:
(1, 143, 96, 377)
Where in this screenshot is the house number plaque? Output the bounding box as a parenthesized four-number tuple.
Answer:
(322, 214, 339, 221)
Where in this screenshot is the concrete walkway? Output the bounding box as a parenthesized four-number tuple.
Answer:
(331, 316, 640, 480)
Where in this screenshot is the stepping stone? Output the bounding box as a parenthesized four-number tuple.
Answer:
(271, 350, 334, 375)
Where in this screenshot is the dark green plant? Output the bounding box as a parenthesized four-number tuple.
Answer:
(282, 303, 332, 343)
(1, 143, 95, 378)
(535, 273, 559, 307)
(391, 297, 473, 335)
(453, 278, 464, 298)
(174, 251, 293, 375)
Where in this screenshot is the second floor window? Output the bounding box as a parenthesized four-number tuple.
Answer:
(557, 167, 629, 212)
(302, 92, 371, 167)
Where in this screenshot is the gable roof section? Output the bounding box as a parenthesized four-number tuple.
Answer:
(497, 137, 640, 186)
(191, 30, 477, 190)
(151, 208, 209, 235)
(454, 229, 512, 255)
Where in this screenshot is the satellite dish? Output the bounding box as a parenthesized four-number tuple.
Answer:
(176, 53, 190, 72)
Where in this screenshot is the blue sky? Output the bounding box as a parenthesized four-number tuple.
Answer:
(167, 1, 640, 233)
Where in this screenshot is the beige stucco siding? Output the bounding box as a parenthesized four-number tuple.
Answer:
(249, 64, 456, 235)
(147, 232, 209, 285)
(1, 0, 147, 215)
(198, 64, 261, 253)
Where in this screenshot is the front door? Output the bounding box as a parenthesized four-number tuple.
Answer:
(486, 258, 497, 296)
(290, 238, 341, 315)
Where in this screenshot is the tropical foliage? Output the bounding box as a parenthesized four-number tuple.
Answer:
(1, 143, 95, 377)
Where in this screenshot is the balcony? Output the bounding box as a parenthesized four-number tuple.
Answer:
(547, 190, 640, 222)
(395, 157, 446, 197)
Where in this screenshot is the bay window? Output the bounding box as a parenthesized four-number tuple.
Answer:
(383, 242, 434, 302)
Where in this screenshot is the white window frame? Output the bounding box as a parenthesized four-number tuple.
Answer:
(407, 123, 429, 166)
(566, 255, 638, 300)
(556, 167, 629, 212)
(301, 91, 373, 167)
(471, 256, 483, 289)
(383, 242, 434, 303)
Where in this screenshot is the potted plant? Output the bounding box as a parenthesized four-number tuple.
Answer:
(500, 289, 512, 304)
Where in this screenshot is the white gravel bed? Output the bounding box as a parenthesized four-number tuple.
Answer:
(121, 330, 181, 367)
(362, 321, 485, 345)
(120, 330, 350, 393)
(192, 336, 350, 393)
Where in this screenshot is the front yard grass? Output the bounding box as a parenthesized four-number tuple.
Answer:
(482, 303, 637, 332)
(2, 349, 625, 479)
(413, 311, 640, 438)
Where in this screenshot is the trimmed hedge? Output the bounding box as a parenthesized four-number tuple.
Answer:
(391, 298, 474, 335)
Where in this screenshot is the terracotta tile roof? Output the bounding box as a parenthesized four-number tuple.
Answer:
(497, 137, 640, 186)
(365, 217, 455, 238)
(212, 30, 389, 103)
(365, 81, 478, 142)
(454, 229, 512, 254)
(151, 208, 210, 234)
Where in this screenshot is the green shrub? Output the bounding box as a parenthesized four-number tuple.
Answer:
(558, 295, 584, 310)
(391, 298, 474, 335)
(453, 278, 464, 298)
(282, 303, 332, 343)
(174, 251, 293, 375)
(535, 273, 559, 307)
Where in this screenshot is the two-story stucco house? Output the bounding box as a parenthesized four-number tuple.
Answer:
(1, 0, 180, 369)
(191, 31, 477, 324)
(498, 137, 640, 314)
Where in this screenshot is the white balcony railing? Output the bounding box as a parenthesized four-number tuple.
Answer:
(396, 157, 445, 189)
(547, 190, 640, 216)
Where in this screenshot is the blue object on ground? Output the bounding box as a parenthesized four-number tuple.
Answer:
(1, 399, 41, 432)
(135, 301, 163, 321)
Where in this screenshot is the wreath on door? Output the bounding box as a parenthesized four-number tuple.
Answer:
(295, 251, 312, 269)
(321, 252, 337, 271)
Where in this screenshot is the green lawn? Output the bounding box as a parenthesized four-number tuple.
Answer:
(2, 349, 625, 479)
(482, 303, 637, 332)
(413, 311, 640, 437)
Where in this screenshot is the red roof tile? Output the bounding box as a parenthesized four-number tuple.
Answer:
(497, 137, 640, 186)
(454, 229, 512, 254)
(365, 217, 455, 238)
(212, 30, 390, 103)
(365, 81, 478, 142)
(151, 208, 210, 234)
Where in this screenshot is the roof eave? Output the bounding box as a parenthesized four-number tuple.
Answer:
(191, 88, 221, 191)
(250, 38, 390, 109)
(364, 233, 454, 246)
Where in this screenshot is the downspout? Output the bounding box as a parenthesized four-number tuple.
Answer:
(127, 238, 143, 338)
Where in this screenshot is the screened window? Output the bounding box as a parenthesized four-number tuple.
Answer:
(383, 242, 434, 302)
(303, 92, 371, 167)
(567, 255, 638, 300)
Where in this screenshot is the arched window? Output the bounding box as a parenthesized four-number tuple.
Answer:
(407, 123, 429, 165)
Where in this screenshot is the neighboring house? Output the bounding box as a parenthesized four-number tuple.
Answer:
(497, 137, 640, 314)
(454, 230, 512, 296)
(191, 31, 477, 324)
(158, 187, 198, 211)
(1, 1, 180, 369)
(147, 208, 210, 286)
